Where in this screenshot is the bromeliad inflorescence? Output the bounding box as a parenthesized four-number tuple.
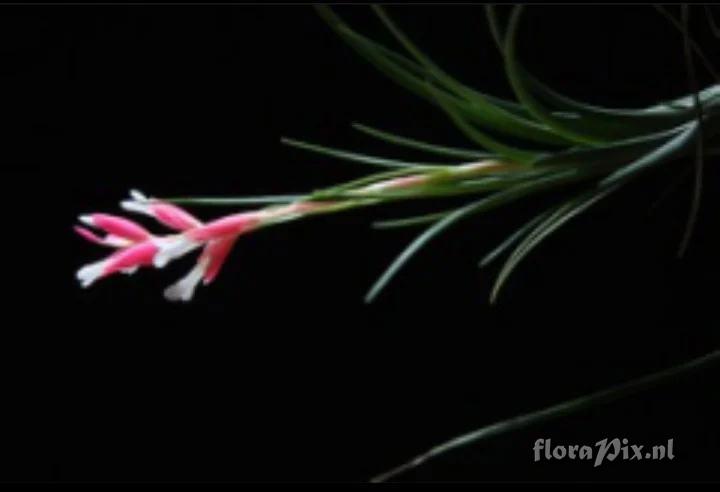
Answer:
(76, 5, 720, 304)
(76, 160, 514, 301)
(76, 190, 260, 301)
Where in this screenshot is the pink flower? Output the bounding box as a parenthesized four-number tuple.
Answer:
(75, 212, 160, 287)
(162, 236, 238, 302)
(76, 241, 161, 287)
(121, 190, 202, 231)
(73, 226, 131, 248)
(76, 190, 275, 302)
(150, 211, 264, 270)
(76, 213, 152, 247)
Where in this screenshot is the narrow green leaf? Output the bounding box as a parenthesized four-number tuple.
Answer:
(533, 123, 690, 169)
(599, 121, 699, 186)
(364, 198, 491, 304)
(706, 5, 720, 38)
(372, 210, 451, 230)
(365, 169, 581, 303)
(165, 195, 303, 206)
(315, 5, 526, 117)
(488, 120, 708, 300)
(490, 184, 621, 303)
(371, 348, 720, 482)
(503, 7, 606, 145)
(370, 171, 571, 230)
(677, 4, 705, 258)
(316, 5, 573, 147)
(484, 4, 505, 52)
(651, 85, 720, 111)
(281, 137, 449, 169)
(478, 207, 557, 268)
(424, 82, 545, 164)
(352, 123, 493, 160)
(488, 5, 714, 138)
(654, 5, 720, 81)
(369, 5, 575, 147)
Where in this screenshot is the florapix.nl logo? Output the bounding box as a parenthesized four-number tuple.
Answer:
(533, 438, 675, 467)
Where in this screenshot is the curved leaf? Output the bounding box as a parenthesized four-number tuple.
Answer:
(370, 5, 576, 147)
(281, 137, 449, 169)
(352, 123, 493, 160)
(371, 348, 720, 482)
(365, 169, 582, 303)
(316, 5, 574, 147)
(599, 120, 699, 186)
(489, 5, 718, 139)
(478, 207, 557, 268)
(490, 185, 620, 303)
(425, 82, 545, 164)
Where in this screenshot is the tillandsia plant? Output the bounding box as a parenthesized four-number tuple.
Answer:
(75, 4, 720, 480)
(75, 5, 720, 303)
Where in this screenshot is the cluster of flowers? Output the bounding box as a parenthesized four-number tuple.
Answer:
(75, 191, 323, 302)
(75, 160, 511, 301)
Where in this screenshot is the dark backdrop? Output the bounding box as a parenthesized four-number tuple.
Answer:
(3, 4, 719, 483)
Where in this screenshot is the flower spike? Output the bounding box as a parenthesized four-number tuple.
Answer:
(76, 191, 298, 301)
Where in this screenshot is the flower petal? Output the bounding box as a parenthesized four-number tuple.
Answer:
(202, 236, 238, 285)
(79, 213, 151, 242)
(153, 236, 201, 268)
(121, 190, 202, 231)
(164, 259, 207, 302)
(189, 212, 261, 242)
(76, 260, 108, 288)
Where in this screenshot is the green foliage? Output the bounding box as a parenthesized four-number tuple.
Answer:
(158, 5, 720, 480)
(170, 5, 718, 304)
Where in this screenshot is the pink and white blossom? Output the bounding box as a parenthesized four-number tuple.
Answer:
(75, 164, 500, 301)
(121, 189, 202, 231)
(163, 236, 238, 302)
(76, 191, 273, 302)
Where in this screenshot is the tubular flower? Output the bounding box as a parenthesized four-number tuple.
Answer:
(121, 189, 203, 231)
(75, 213, 152, 248)
(75, 191, 316, 302)
(75, 216, 159, 287)
(163, 236, 239, 302)
(151, 211, 265, 269)
(153, 212, 266, 302)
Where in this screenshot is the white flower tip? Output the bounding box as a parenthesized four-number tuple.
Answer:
(163, 283, 195, 302)
(163, 262, 206, 302)
(153, 236, 198, 269)
(130, 189, 148, 202)
(120, 200, 150, 215)
(78, 214, 94, 226)
(121, 190, 154, 215)
(76, 262, 105, 288)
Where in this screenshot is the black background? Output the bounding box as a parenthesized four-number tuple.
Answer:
(3, 3, 720, 483)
